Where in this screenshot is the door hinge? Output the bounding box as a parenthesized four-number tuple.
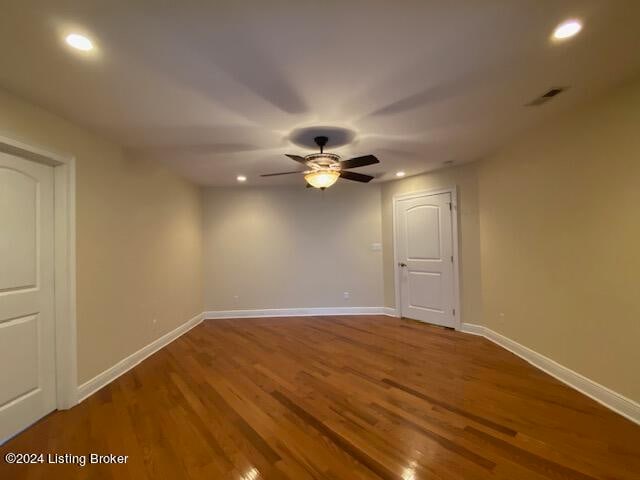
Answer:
(449, 202, 452, 211)
(453, 309, 456, 316)
(451, 255, 454, 263)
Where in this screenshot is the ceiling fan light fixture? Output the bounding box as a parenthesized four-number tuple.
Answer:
(261, 135, 378, 186)
(304, 169, 340, 189)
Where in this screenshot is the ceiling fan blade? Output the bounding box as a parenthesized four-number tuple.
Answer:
(285, 154, 308, 164)
(340, 154, 379, 169)
(260, 170, 305, 177)
(339, 171, 374, 183)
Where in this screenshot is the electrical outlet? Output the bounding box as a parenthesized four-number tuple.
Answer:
(343, 292, 350, 300)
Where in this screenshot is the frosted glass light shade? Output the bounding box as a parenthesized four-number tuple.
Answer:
(305, 170, 340, 189)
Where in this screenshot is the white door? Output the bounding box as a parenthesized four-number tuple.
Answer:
(0, 152, 56, 442)
(395, 191, 456, 328)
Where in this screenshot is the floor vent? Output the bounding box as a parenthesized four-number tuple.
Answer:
(526, 87, 568, 106)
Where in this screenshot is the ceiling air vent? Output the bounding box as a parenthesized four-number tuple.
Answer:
(526, 87, 568, 106)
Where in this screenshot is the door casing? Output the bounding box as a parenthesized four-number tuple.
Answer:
(0, 134, 77, 412)
(392, 187, 461, 329)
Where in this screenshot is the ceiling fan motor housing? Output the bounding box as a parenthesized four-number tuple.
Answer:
(305, 153, 341, 170)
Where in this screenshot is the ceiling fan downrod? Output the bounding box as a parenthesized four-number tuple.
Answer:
(314, 136, 329, 154)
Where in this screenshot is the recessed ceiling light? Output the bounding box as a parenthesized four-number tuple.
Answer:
(65, 33, 93, 51)
(395, 171, 406, 178)
(236, 175, 247, 182)
(552, 20, 582, 40)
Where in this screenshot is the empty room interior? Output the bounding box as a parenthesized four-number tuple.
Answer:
(1, 1, 640, 479)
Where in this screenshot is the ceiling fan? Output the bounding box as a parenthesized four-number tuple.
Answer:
(260, 136, 380, 189)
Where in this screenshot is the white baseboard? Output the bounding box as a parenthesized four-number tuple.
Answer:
(460, 322, 485, 336)
(76, 312, 204, 403)
(461, 323, 640, 425)
(383, 307, 400, 317)
(204, 306, 392, 320)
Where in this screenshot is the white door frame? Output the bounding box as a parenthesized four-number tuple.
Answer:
(392, 186, 461, 329)
(0, 134, 77, 409)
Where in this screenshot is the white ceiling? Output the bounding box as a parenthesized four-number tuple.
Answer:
(1, 0, 639, 186)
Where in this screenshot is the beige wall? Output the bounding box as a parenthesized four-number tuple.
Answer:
(0, 89, 203, 384)
(380, 163, 483, 325)
(478, 78, 640, 402)
(203, 184, 383, 310)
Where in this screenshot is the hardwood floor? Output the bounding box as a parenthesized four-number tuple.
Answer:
(1, 316, 639, 479)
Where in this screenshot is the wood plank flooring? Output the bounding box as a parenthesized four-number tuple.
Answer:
(1, 316, 639, 479)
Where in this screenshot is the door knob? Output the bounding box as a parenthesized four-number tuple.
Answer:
(398, 262, 407, 267)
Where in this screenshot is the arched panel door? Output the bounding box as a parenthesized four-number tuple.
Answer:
(0, 152, 55, 442)
(395, 192, 455, 328)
